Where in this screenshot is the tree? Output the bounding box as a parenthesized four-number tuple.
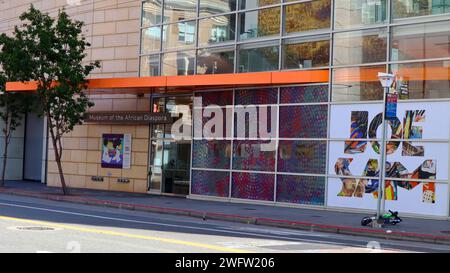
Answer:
(2, 6, 100, 194)
(0, 34, 34, 188)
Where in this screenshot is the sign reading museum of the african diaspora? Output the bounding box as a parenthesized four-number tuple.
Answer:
(101, 134, 131, 169)
(85, 112, 172, 124)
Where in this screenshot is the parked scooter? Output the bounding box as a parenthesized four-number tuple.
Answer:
(361, 210, 402, 226)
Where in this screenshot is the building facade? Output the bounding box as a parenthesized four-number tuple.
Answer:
(3, 0, 450, 218)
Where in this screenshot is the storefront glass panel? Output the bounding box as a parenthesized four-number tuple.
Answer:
(162, 21, 196, 50)
(141, 26, 161, 54)
(240, 0, 280, 10)
(231, 172, 275, 201)
(279, 105, 328, 138)
(392, 0, 450, 20)
(142, 0, 163, 27)
(239, 7, 281, 41)
(163, 0, 197, 23)
(238, 43, 279, 72)
(278, 140, 327, 174)
(196, 47, 235, 74)
(280, 85, 328, 103)
(162, 50, 195, 76)
(192, 139, 231, 169)
(282, 37, 330, 69)
(198, 15, 236, 46)
(391, 21, 450, 61)
(191, 170, 230, 197)
(276, 175, 325, 205)
(333, 28, 388, 66)
(200, 0, 237, 16)
(140, 54, 160, 77)
(334, 0, 387, 29)
(284, 0, 331, 34)
(232, 140, 276, 171)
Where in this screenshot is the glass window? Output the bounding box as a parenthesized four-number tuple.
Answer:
(194, 91, 233, 106)
(162, 50, 195, 76)
(235, 88, 278, 105)
(238, 42, 279, 73)
(278, 140, 327, 174)
(162, 21, 196, 50)
(239, 7, 281, 41)
(391, 21, 450, 61)
(200, 0, 237, 16)
(280, 85, 328, 103)
(279, 105, 328, 138)
(192, 170, 230, 197)
(240, 0, 280, 10)
(233, 140, 276, 171)
(140, 54, 160, 76)
(142, 0, 163, 27)
(198, 15, 236, 46)
(141, 27, 161, 54)
(393, 0, 450, 19)
(197, 47, 235, 74)
(282, 37, 330, 69)
(334, 0, 387, 29)
(193, 140, 231, 169)
(391, 60, 450, 100)
(276, 175, 325, 205)
(284, 0, 331, 34)
(163, 0, 197, 23)
(231, 172, 275, 201)
(332, 65, 385, 102)
(333, 28, 387, 66)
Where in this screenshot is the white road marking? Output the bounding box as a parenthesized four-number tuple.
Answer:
(0, 200, 395, 251)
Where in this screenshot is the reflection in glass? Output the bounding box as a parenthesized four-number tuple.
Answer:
(391, 61, 450, 100)
(282, 38, 329, 69)
(163, 0, 197, 23)
(192, 170, 230, 197)
(238, 43, 279, 72)
(332, 65, 385, 102)
(240, 0, 280, 10)
(279, 105, 328, 138)
(200, 0, 237, 16)
(233, 140, 276, 171)
(278, 140, 327, 174)
(197, 48, 235, 74)
(280, 85, 328, 103)
(141, 27, 161, 54)
(142, 0, 163, 27)
(284, 0, 331, 34)
(193, 140, 231, 169)
(333, 28, 387, 66)
(239, 7, 281, 41)
(276, 175, 325, 205)
(140, 54, 160, 76)
(198, 15, 236, 46)
(393, 0, 450, 19)
(391, 21, 450, 61)
(162, 51, 195, 76)
(334, 0, 387, 29)
(231, 172, 275, 201)
(162, 21, 196, 50)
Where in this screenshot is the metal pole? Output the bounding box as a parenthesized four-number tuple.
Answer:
(376, 86, 388, 225)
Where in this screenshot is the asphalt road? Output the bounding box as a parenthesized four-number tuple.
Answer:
(0, 194, 449, 253)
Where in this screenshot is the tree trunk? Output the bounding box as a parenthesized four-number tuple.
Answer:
(49, 120, 68, 195)
(0, 129, 8, 188)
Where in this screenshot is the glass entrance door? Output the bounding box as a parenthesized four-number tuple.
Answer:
(148, 95, 192, 195)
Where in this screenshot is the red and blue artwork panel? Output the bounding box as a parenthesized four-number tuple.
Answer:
(276, 175, 325, 205)
(280, 85, 328, 104)
(231, 172, 275, 201)
(191, 170, 230, 197)
(279, 105, 328, 138)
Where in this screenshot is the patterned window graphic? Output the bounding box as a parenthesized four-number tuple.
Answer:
(280, 85, 328, 104)
(234, 88, 278, 105)
(192, 140, 231, 169)
(231, 172, 275, 201)
(278, 140, 327, 174)
(279, 105, 328, 138)
(233, 140, 276, 171)
(276, 175, 325, 205)
(194, 91, 233, 106)
(191, 170, 230, 197)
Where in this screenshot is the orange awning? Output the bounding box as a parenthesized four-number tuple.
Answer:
(6, 70, 329, 93)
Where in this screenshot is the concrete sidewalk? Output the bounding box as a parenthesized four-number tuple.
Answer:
(1, 180, 450, 245)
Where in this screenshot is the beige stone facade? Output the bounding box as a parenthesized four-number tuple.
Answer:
(0, 0, 141, 78)
(0, 0, 151, 193)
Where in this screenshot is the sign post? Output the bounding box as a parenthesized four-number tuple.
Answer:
(375, 72, 396, 228)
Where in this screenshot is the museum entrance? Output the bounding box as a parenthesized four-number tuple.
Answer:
(148, 94, 192, 196)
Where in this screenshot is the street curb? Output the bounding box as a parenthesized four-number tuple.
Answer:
(1, 187, 450, 246)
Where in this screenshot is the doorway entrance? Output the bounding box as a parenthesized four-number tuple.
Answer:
(148, 95, 192, 195)
(23, 112, 45, 181)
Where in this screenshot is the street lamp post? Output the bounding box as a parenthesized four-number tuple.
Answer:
(375, 72, 396, 228)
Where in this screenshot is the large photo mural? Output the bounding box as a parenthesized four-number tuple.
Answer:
(328, 102, 449, 216)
